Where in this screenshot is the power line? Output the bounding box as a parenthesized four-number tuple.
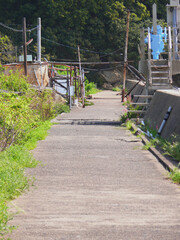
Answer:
(99, 49, 123, 58)
(84, 64, 123, 72)
(0, 22, 22, 32)
(41, 36, 124, 56)
(41, 36, 101, 53)
(0, 22, 37, 33)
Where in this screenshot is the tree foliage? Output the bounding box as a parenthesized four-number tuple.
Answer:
(0, 34, 15, 64)
(0, 0, 168, 63)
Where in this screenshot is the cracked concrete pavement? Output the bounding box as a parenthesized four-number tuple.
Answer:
(9, 91, 180, 240)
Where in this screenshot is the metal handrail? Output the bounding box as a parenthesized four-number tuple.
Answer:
(168, 26, 173, 84)
(147, 27, 152, 85)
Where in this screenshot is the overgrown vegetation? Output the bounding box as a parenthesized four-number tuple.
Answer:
(85, 79, 100, 96)
(120, 99, 142, 123)
(112, 87, 121, 92)
(0, 70, 29, 92)
(54, 102, 70, 115)
(169, 167, 180, 184)
(0, 69, 70, 236)
(0, 121, 51, 236)
(124, 118, 180, 162)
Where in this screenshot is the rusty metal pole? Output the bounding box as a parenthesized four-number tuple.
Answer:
(122, 10, 130, 102)
(78, 46, 85, 107)
(74, 66, 77, 97)
(23, 17, 27, 76)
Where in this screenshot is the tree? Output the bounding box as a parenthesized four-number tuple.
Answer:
(0, 34, 15, 64)
(0, 0, 168, 63)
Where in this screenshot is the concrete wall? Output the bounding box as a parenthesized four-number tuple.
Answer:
(144, 89, 180, 139)
(3, 62, 49, 87)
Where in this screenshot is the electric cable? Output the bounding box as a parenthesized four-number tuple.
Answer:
(84, 64, 123, 72)
(0, 22, 37, 32)
(41, 35, 124, 56)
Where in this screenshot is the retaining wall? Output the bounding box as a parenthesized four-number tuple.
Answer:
(144, 89, 180, 139)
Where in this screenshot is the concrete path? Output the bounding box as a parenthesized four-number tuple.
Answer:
(10, 91, 180, 240)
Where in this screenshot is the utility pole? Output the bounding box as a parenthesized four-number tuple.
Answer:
(23, 17, 27, 76)
(78, 45, 85, 108)
(122, 10, 130, 102)
(37, 17, 41, 62)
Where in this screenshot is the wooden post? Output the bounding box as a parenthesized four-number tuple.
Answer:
(23, 17, 27, 76)
(122, 10, 130, 102)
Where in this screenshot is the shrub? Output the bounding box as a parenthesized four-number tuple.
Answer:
(0, 93, 39, 151)
(169, 167, 180, 184)
(28, 89, 55, 121)
(85, 79, 100, 95)
(54, 103, 70, 114)
(0, 70, 30, 92)
(0, 120, 51, 236)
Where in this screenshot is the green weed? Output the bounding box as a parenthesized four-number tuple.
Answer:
(0, 70, 29, 92)
(0, 120, 52, 236)
(120, 100, 142, 123)
(112, 87, 121, 92)
(84, 99, 94, 106)
(0, 70, 56, 236)
(85, 80, 100, 96)
(54, 103, 70, 115)
(158, 136, 180, 162)
(169, 167, 180, 184)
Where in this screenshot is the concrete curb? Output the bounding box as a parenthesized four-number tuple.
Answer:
(131, 123, 178, 172)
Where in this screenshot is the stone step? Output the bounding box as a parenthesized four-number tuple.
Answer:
(151, 71, 169, 74)
(151, 65, 169, 68)
(132, 95, 153, 98)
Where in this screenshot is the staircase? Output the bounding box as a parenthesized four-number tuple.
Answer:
(147, 26, 173, 93)
(148, 59, 172, 92)
(127, 95, 153, 118)
(126, 27, 173, 118)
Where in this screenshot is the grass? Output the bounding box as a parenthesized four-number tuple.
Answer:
(158, 136, 180, 162)
(85, 80, 101, 96)
(112, 87, 121, 92)
(169, 167, 180, 184)
(84, 99, 94, 106)
(54, 103, 70, 115)
(86, 88, 100, 95)
(0, 120, 52, 236)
